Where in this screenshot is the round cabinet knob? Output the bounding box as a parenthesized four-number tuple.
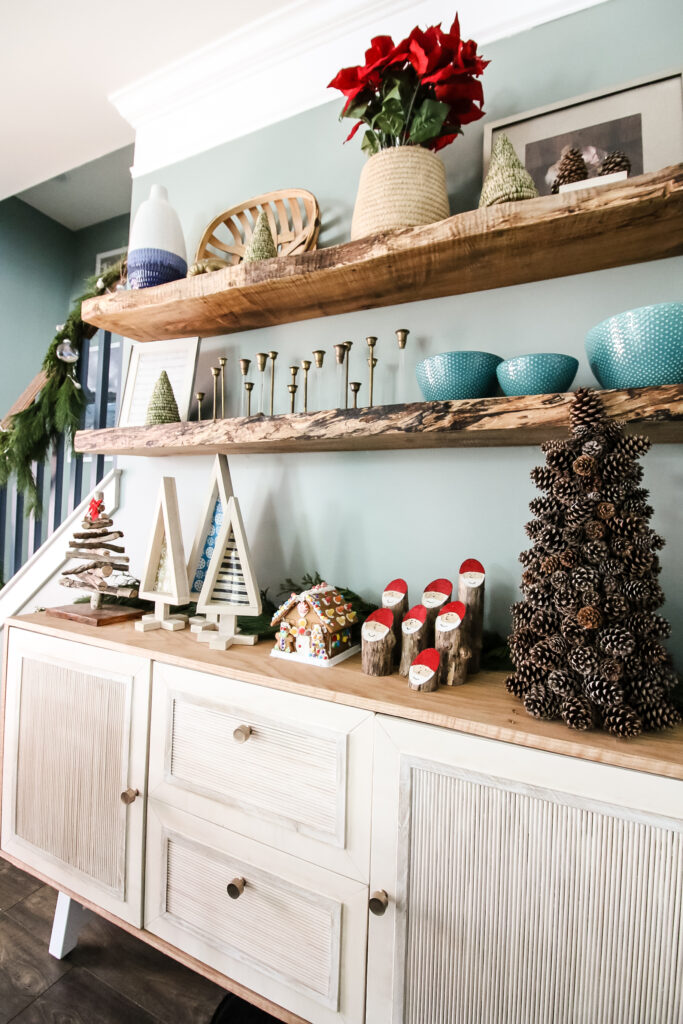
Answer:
(369, 890, 389, 916)
(227, 877, 246, 899)
(233, 725, 252, 743)
(120, 788, 139, 805)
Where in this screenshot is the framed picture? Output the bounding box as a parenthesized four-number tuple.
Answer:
(483, 70, 683, 196)
(95, 247, 128, 274)
(118, 337, 199, 427)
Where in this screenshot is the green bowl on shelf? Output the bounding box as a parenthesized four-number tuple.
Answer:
(416, 351, 503, 401)
(585, 303, 683, 389)
(496, 353, 579, 396)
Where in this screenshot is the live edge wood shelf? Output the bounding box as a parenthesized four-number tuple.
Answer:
(74, 383, 683, 456)
(81, 165, 683, 342)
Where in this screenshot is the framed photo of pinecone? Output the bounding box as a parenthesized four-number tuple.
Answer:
(483, 69, 683, 197)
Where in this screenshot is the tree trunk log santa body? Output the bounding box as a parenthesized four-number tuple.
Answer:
(382, 578, 408, 664)
(422, 578, 453, 641)
(399, 604, 428, 676)
(457, 558, 485, 673)
(408, 648, 441, 692)
(435, 600, 470, 686)
(362, 609, 396, 676)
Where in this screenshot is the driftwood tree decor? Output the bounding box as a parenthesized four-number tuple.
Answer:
(408, 648, 441, 692)
(382, 578, 408, 662)
(187, 455, 234, 638)
(399, 604, 428, 677)
(50, 491, 142, 626)
(422, 578, 453, 640)
(435, 600, 470, 686)
(457, 558, 486, 674)
(136, 477, 190, 632)
(361, 609, 396, 676)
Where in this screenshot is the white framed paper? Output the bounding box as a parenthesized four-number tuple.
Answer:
(118, 337, 199, 427)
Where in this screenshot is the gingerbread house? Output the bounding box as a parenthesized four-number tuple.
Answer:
(270, 582, 359, 667)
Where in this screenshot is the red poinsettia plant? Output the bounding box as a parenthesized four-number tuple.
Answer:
(328, 15, 488, 154)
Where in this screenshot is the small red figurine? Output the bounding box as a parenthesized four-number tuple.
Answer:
(88, 491, 104, 521)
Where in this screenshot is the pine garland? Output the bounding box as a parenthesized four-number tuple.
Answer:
(0, 259, 126, 513)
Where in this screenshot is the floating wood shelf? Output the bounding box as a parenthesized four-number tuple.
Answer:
(81, 165, 683, 343)
(74, 384, 683, 457)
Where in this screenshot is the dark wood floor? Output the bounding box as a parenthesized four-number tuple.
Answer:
(0, 858, 227, 1023)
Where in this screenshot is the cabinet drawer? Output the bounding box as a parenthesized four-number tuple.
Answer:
(146, 801, 367, 1024)
(149, 663, 373, 880)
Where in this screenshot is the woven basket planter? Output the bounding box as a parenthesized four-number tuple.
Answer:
(350, 146, 450, 240)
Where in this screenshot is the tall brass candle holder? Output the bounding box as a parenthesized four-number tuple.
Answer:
(334, 343, 347, 409)
(239, 358, 251, 417)
(256, 352, 268, 414)
(268, 351, 278, 415)
(343, 341, 353, 408)
(211, 367, 220, 420)
(300, 360, 311, 413)
(219, 356, 227, 417)
(312, 350, 325, 410)
(350, 382, 361, 408)
(366, 336, 377, 406)
(195, 392, 205, 421)
(395, 328, 409, 404)
(244, 381, 255, 416)
(287, 383, 298, 413)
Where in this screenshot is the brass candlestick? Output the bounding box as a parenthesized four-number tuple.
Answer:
(395, 328, 409, 403)
(395, 328, 409, 349)
(196, 392, 205, 421)
(211, 367, 220, 420)
(219, 356, 227, 417)
(289, 364, 299, 385)
(366, 336, 377, 406)
(268, 351, 278, 415)
(240, 358, 251, 417)
(343, 341, 352, 408)
(312, 349, 325, 411)
(334, 343, 347, 409)
(256, 352, 268, 413)
(300, 359, 311, 413)
(244, 381, 255, 416)
(313, 349, 325, 369)
(287, 383, 298, 413)
(350, 382, 361, 408)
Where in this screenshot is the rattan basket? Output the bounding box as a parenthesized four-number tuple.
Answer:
(350, 146, 450, 240)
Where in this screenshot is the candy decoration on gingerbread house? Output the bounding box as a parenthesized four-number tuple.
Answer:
(271, 582, 359, 667)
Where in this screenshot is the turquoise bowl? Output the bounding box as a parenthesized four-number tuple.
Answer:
(585, 303, 683, 389)
(496, 353, 579, 396)
(416, 351, 503, 401)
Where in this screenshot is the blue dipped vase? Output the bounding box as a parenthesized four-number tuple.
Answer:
(128, 184, 187, 288)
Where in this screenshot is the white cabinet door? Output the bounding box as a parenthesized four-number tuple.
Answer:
(146, 800, 368, 1024)
(149, 662, 373, 881)
(1, 627, 151, 926)
(367, 715, 683, 1024)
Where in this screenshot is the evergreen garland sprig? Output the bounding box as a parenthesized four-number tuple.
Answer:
(0, 258, 126, 514)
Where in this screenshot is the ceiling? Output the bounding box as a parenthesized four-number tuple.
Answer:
(1, 0, 287, 225)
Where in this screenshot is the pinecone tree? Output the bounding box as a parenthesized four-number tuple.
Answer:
(60, 491, 139, 609)
(598, 151, 631, 176)
(551, 147, 588, 193)
(244, 211, 278, 262)
(146, 370, 180, 425)
(506, 388, 680, 738)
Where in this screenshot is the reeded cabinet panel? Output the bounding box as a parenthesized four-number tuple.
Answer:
(368, 716, 683, 1024)
(1, 628, 150, 925)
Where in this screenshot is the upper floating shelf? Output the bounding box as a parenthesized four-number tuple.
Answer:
(74, 384, 683, 457)
(81, 165, 683, 343)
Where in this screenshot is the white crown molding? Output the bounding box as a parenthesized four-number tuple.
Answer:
(111, 0, 609, 179)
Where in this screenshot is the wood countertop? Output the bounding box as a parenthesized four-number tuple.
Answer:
(6, 613, 683, 782)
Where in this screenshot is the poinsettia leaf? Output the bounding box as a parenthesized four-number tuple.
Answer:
(408, 97, 449, 145)
(374, 97, 405, 137)
(342, 96, 370, 120)
(361, 129, 380, 155)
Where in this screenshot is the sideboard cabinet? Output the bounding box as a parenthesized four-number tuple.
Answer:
(2, 617, 682, 1024)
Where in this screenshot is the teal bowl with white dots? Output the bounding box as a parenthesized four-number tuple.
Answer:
(585, 303, 683, 389)
(416, 351, 502, 401)
(496, 353, 579, 396)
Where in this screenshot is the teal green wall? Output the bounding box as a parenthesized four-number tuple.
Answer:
(70, 213, 129, 301)
(124, 0, 683, 663)
(0, 198, 75, 417)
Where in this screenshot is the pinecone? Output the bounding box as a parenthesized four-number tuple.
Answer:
(530, 638, 562, 669)
(521, 568, 536, 587)
(569, 645, 599, 676)
(530, 465, 556, 490)
(622, 578, 649, 604)
(560, 548, 579, 569)
(584, 519, 606, 540)
(560, 617, 587, 646)
(584, 674, 624, 707)
(509, 628, 536, 658)
(529, 495, 560, 516)
(649, 614, 671, 639)
(517, 660, 547, 684)
(511, 602, 534, 627)
(602, 594, 629, 620)
(577, 605, 603, 630)
(519, 549, 537, 567)
(554, 588, 580, 615)
(539, 524, 564, 551)
(545, 447, 574, 472)
(610, 537, 633, 559)
(566, 500, 594, 526)
(638, 638, 669, 664)
(523, 684, 558, 720)
(505, 674, 526, 698)
(547, 669, 576, 696)
(525, 519, 543, 540)
(553, 478, 582, 503)
(602, 703, 642, 738)
(602, 451, 635, 483)
(530, 608, 561, 634)
(573, 454, 596, 477)
(540, 554, 561, 575)
(552, 147, 588, 193)
(611, 516, 646, 538)
(600, 658, 623, 682)
(598, 150, 631, 176)
(599, 626, 636, 657)
(627, 548, 654, 576)
(582, 539, 608, 564)
(572, 566, 600, 590)
(638, 701, 681, 732)
(569, 388, 606, 434)
(560, 694, 593, 730)
(597, 502, 616, 520)
(613, 434, 651, 459)
(550, 570, 571, 590)
(582, 439, 604, 458)
(563, 527, 584, 547)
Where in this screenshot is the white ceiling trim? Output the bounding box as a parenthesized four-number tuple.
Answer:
(112, 0, 610, 179)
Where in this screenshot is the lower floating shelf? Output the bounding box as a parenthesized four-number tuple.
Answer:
(74, 384, 683, 456)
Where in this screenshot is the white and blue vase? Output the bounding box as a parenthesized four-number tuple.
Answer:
(127, 184, 187, 288)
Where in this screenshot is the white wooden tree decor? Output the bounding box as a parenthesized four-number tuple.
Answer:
(196, 495, 262, 650)
(186, 455, 234, 639)
(136, 477, 190, 632)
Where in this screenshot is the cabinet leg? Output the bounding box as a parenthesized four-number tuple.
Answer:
(49, 892, 93, 959)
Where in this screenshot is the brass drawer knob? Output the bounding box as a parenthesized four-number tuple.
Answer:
(233, 725, 252, 743)
(120, 788, 139, 805)
(369, 890, 389, 916)
(227, 877, 246, 899)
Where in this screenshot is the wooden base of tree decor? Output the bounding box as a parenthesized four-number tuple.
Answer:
(361, 609, 396, 676)
(47, 604, 144, 627)
(422, 578, 453, 641)
(399, 604, 428, 677)
(435, 601, 470, 686)
(408, 648, 441, 692)
(457, 558, 485, 674)
(382, 578, 408, 663)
